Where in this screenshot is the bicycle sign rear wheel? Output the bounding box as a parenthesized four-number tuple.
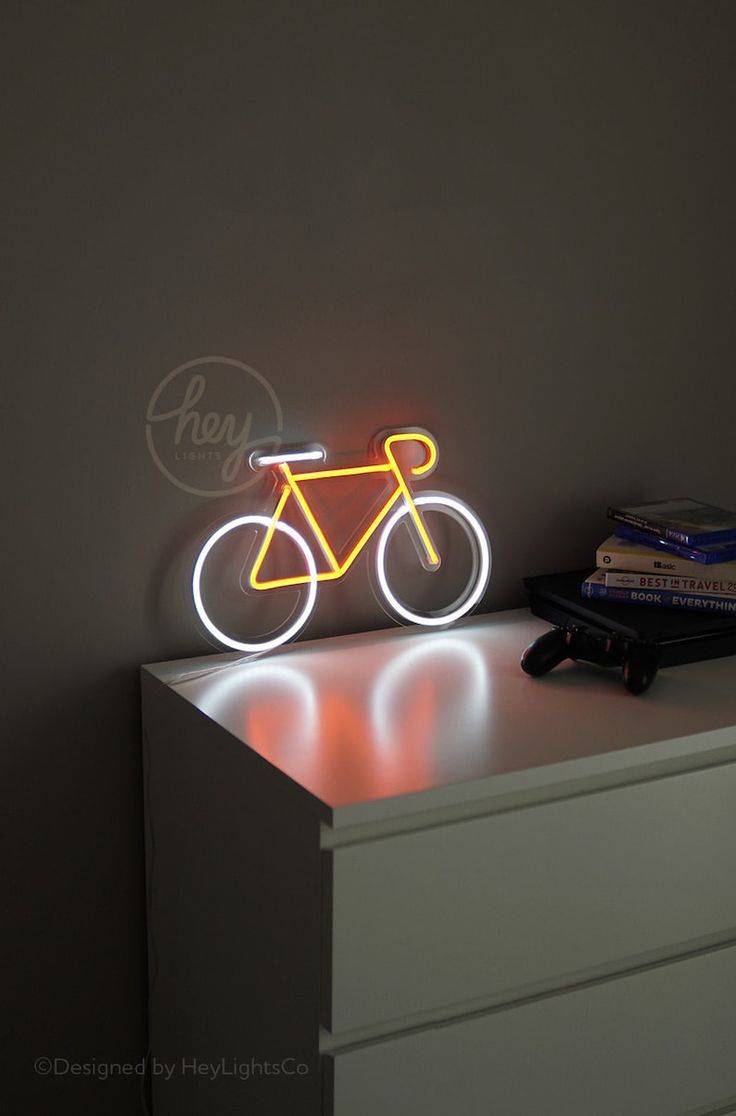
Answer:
(375, 493, 491, 626)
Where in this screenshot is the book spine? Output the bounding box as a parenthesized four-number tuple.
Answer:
(596, 543, 687, 576)
(661, 525, 736, 546)
(664, 526, 692, 545)
(581, 581, 736, 614)
(612, 525, 722, 564)
(607, 508, 666, 538)
(603, 571, 736, 596)
(608, 510, 736, 547)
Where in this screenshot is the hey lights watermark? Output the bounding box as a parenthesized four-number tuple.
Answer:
(192, 429, 491, 652)
(145, 357, 283, 497)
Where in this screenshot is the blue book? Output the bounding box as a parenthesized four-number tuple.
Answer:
(582, 571, 736, 615)
(613, 524, 736, 565)
(607, 498, 736, 546)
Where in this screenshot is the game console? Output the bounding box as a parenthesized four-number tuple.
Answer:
(521, 570, 736, 694)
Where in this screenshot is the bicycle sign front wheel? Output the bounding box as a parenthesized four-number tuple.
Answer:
(375, 493, 491, 626)
(192, 516, 318, 653)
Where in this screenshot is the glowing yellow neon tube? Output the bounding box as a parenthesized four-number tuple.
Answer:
(250, 430, 440, 590)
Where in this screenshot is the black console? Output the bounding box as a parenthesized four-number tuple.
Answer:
(521, 570, 736, 694)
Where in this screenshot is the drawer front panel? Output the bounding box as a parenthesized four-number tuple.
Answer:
(328, 762, 736, 1032)
(329, 944, 736, 1116)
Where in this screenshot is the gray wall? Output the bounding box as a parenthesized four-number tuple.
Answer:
(3, 2, 735, 1111)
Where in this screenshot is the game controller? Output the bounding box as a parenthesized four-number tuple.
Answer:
(521, 623, 660, 694)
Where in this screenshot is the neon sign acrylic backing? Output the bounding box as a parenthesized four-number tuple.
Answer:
(192, 429, 491, 652)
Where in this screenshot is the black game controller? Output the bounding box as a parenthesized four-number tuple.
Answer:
(521, 624, 660, 694)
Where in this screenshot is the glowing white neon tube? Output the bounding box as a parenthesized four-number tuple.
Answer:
(250, 448, 327, 467)
(375, 494, 491, 627)
(192, 516, 318, 653)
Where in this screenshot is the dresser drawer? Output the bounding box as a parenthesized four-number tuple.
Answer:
(326, 762, 736, 1032)
(328, 943, 736, 1116)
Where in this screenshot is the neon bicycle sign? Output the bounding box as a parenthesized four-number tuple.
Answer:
(192, 429, 491, 652)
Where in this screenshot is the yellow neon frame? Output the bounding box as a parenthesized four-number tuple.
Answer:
(249, 431, 440, 590)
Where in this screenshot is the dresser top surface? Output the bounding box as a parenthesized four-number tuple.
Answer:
(144, 609, 736, 825)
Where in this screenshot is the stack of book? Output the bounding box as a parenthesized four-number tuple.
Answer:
(582, 498, 736, 616)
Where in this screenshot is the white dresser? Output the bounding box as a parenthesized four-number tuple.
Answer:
(141, 609, 736, 1115)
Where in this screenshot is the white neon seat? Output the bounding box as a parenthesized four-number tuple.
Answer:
(250, 447, 327, 468)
